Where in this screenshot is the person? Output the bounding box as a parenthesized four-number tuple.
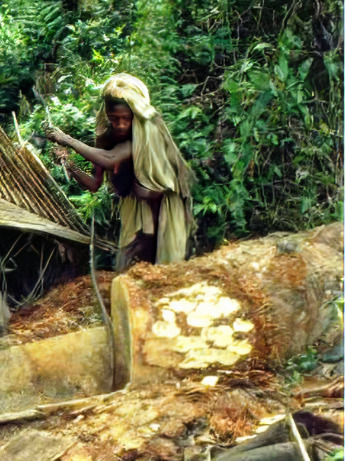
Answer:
(46, 73, 194, 270)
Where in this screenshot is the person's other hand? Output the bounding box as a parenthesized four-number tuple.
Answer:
(45, 127, 70, 147)
(53, 147, 69, 162)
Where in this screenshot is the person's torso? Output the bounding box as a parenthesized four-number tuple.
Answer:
(96, 129, 135, 197)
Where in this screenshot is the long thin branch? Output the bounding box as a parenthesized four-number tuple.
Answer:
(90, 216, 116, 390)
(17, 246, 56, 307)
(0, 389, 128, 425)
(12, 111, 23, 147)
(287, 413, 311, 461)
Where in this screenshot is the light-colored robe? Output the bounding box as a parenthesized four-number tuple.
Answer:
(96, 73, 194, 264)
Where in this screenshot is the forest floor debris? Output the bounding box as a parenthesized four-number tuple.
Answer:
(0, 271, 114, 348)
(0, 224, 343, 459)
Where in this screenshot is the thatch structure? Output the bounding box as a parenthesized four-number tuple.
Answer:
(0, 199, 91, 245)
(0, 126, 89, 242)
(0, 126, 114, 309)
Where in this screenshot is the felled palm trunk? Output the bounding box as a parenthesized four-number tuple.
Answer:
(110, 222, 343, 388)
(0, 223, 342, 460)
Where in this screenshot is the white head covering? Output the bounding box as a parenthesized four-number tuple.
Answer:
(96, 73, 156, 136)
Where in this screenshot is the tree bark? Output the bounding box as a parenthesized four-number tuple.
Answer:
(0, 223, 342, 460)
(110, 222, 343, 388)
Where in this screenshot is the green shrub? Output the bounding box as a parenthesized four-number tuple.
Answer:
(1, 0, 343, 249)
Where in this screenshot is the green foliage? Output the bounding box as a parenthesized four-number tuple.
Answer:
(220, 28, 341, 233)
(0, 0, 343, 249)
(284, 347, 319, 387)
(69, 185, 114, 227)
(289, 347, 319, 373)
(325, 449, 344, 461)
(0, 0, 66, 116)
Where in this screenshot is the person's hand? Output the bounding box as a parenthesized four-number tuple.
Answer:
(52, 146, 69, 163)
(51, 146, 73, 179)
(45, 126, 71, 147)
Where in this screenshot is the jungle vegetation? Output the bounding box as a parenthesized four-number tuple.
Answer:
(0, 0, 343, 251)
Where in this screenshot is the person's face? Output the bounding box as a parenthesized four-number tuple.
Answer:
(106, 104, 133, 141)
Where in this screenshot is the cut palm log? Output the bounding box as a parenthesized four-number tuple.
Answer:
(0, 327, 112, 413)
(0, 223, 341, 412)
(110, 222, 343, 388)
(0, 223, 342, 461)
(0, 293, 11, 332)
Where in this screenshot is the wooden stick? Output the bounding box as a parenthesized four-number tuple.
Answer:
(0, 409, 43, 425)
(294, 376, 344, 398)
(0, 389, 128, 425)
(12, 111, 23, 147)
(90, 216, 116, 389)
(287, 413, 311, 461)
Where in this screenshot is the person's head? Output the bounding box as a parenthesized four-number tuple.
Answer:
(105, 98, 133, 141)
(95, 74, 156, 138)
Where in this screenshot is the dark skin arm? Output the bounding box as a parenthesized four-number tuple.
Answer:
(68, 163, 104, 192)
(46, 127, 132, 171)
(47, 127, 162, 201)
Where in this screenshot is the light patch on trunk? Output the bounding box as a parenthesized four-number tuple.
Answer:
(186, 311, 213, 327)
(172, 336, 207, 352)
(152, 321, 181, 338)
(161, 309, 176, 322)
(149, 283, 254, 369)
(227, 339, 253, 355)
(202, 325, 234, 347)
(180, 348, 240, 368)
(167, 282, 221, 299)
(201, 375, 219, 386)
(233, 318, 254, 332)
(166, 299, 197, 313)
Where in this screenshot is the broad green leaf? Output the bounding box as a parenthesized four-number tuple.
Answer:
(300, 197, 312, 213)
(278, 54, 288, 81)
(273, 165, 282, 177)
(239, 119, 252, 138)
(181, 83, 197, 97)
(240, 59, 254, 73)
(248, 70, 271, 91)
(252, 42, 273, 52)
(274, 64, 284, 82)
(298, 58, 312, 80)
(250, 91, 273, 120)
(323, 52, 341, 79)
(193, 203, 205, 215)
(224, 142, 239, 166)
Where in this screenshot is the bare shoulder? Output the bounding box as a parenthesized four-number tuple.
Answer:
(107, 141, 132, 161)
